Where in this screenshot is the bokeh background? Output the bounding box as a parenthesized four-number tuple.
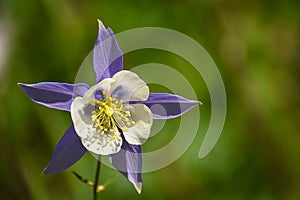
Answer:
(1, 0, 300, 199)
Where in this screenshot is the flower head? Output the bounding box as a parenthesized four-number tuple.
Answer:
(19, 20, 200, 193)
(71, 70, 152, 155)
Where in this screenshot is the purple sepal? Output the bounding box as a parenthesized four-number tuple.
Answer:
(43, 124, 87, 175)
(132, 93, 200, 119)
(109, 136, 142, 191)
(19, 82, 89, 112)
(93, 20, 123, 82)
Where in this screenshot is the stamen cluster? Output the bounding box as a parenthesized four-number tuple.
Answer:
(90, 90, 135, 141)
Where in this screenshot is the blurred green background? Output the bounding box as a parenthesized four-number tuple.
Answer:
(1, 0, 300, 199)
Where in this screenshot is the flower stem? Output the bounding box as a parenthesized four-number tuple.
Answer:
(93, 156, 101, 200)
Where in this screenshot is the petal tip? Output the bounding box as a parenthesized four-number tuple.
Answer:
(42, 166, 51, 175)
(134, 183, 142, 194)
(17, 82, 26, 88)
(40, 171, 45, 176)
(97, 19, 105, 30)
(17, 83, 24, 90)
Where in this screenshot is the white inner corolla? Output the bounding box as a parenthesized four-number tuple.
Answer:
(71, 70, 153, 155)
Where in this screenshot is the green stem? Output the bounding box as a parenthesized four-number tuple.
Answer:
(93, 156, 101, 200)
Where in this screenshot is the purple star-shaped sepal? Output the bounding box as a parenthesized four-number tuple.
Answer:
(19, 20, 200, 193)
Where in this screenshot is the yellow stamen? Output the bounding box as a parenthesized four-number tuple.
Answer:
(102, 89, 106, 96)
(90, 94, 135, 140)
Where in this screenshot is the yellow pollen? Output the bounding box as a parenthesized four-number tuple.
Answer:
(90, 95, 134, 138)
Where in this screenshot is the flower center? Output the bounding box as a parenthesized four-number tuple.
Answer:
(90, 90, 135, 140)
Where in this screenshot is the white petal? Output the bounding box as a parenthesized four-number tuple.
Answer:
(81, 78, 117, 104)
(71, 96, 122, 155)
(123, 104, 153, 145)
(81, 131, 122, 155)
(111, 70, 149, 101)
(71, 97, 95, 138)
(71, 78, 117, 138)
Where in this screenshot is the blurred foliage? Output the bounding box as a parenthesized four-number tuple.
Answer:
(0, 0, 300, 199)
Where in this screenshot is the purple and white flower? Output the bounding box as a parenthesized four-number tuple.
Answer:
(19, 20, 200, 193)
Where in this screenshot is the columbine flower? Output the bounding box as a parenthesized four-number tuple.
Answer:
(71, 70, 152, 156)
(19, 20, 200, 193)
